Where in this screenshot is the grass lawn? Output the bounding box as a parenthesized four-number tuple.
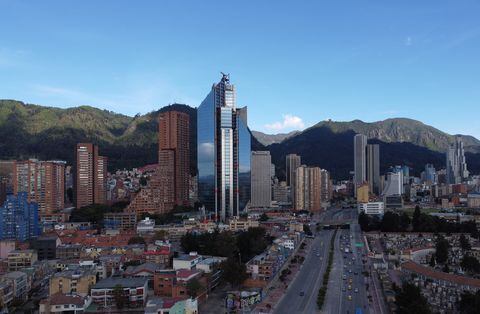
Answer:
(401, 207, 439, 217)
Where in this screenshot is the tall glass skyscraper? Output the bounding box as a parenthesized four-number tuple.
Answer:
(197, 74, 251, 221)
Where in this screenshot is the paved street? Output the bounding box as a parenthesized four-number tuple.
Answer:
(273, 208, 358, 314)
(273, 229, 333, 314)
(324, 221, 369, 314)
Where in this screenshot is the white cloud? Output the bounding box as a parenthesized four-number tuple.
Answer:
(264, 114, 305, 132)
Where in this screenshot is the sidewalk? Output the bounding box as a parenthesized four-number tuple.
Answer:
(254, 237, 312, 313)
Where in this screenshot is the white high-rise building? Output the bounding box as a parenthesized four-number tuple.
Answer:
(382, 172, 403, 196)
(251, 151, 272, 208)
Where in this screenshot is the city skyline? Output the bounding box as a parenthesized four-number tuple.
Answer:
(1, 1, 480, 137)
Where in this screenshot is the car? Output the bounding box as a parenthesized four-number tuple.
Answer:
(342, 287, 346, 292)
(348, 285, 352, 290)
(354, 271, 358, 275)
(316, 253, 321, 257)
(347, 295, 352, 301)
(354, 288, 359, 293)
(343, 275, 347, 280)
(349, 269, 352, 273)
(299, 291, 305, 296)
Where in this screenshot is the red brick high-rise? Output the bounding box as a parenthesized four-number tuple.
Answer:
(127, 110, 190, 217)
(158, 110, 190, 208)
(75, 143, 107, 208)
(13, 159, 65, 217)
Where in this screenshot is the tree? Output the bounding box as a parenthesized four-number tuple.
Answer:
(435, 235, 450, 264)
(412, 205, 422, 231)
(458, 291, 480, 314)
(128, 236, 146, 245)
(399, 213, 411, 231)
(443, 263, 450, 273)
(461, 255, 480, 274)
(394, 282, 431, 314)
(380, 212, 401, 232)
(112, 284, 127, 309)
(460, 234, 472, 251)
(358, 212, 370, 231)
(303, 224, 313, 236)
(259, 213, 269, 221)
(220, 257, 248, 287)
(186, 278, 204, 298)
(152, 230, 168, 242)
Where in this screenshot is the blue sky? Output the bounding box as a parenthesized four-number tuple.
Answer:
(1, 1, 480, 137)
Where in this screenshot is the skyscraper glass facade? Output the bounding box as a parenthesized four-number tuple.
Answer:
(197, 74, 251, 221)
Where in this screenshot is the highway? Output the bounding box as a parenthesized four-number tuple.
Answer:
(274, 229, 333, 314)
(274, 208, 360, 314)
(323, 210, 370, 314)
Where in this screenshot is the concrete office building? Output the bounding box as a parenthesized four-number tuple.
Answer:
(367, 144, 380, 195)
(354, 134, 368, 187)
(286, 154, 301, 187)
(382, 172, 403, 196)
(197, 74, 251, 221)
(320, 169, 332, 203)
(251, 151, 272, 208)
(446, 136, 469, 184)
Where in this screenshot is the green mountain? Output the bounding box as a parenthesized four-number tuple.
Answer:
(251, 130, 300, 146)
(264, 120, 480, 180)
(0, 99, 196, 172)
(295, 118, 480, 153)
(1, 99, 479, 180)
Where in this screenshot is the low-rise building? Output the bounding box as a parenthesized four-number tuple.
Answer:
(0, 280, 14, 307)
(104, 212, 137, 230)
(50, 268, 97, 297)
(467, 193, 480, 208)
(145, 296, 198, 314)
(137, 217, 155, 234)
(153, 269, 204, 298)
(56, 244, 82, 260)
(39, 293, 91, 314)
(229, 219, 260, 232)
(3, 271, 28, 300)
(90, 277, 148, 308)
(357, 202, 385, 215)
(33, 236, 60, 260)
(173, 252, 202, 271)
(7, 250, 38, 271)
(144, 249, 171, 267)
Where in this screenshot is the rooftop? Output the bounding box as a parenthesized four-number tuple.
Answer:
(40, 293, 85, 306)
(402, 261, 480, 288)
(92, 277, 148, 289)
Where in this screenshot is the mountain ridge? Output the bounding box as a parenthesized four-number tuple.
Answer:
(1, 99, 479, 179)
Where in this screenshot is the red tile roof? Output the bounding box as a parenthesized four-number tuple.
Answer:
(402, 261, 480, 288)
(40, 293, 84, 306)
